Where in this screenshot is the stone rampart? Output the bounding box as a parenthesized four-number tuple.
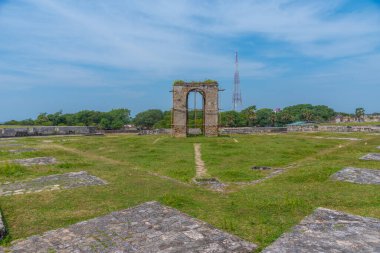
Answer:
(0, 126, 97, 138)
(219, 127, 287, 134)
(287, 125, 380, 133)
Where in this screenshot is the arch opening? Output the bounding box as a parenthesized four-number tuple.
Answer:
(186, 90, 205, 136)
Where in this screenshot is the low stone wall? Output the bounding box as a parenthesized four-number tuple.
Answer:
(0, 126, 97, 138)
(0, 210, 6, 241)
(139, 129, 172, 135)
(102, 129, 139, 134)
(287, 125, 380, 133)
(122, 125, 380, 136)
(219, 127, 287, 135)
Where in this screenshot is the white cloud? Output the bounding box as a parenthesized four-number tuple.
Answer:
(0, 0, 379, 90)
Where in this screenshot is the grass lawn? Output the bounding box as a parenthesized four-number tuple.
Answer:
(0, 132, 379, 251)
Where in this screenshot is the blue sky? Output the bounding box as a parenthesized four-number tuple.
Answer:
(0, 0, 380, 121)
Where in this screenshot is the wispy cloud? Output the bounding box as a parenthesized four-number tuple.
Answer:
(0, 0, 379, 118)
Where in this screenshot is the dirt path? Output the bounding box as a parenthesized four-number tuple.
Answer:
(153, 137, 167, 144)
(194, 143, 207, 178)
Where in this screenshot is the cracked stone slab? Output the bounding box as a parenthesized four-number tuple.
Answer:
(0, 171, 107, 196)
(262, 207, 380, 253)
(331, 167, 380, 185)
(360, 153, 380, 161)
(0, 201, 256, 252)
(9, 148, 38, 154)
(12, 157, 57, 166)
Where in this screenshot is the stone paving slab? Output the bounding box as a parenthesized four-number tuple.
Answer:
(0, 201, 256, 252)
(12, 157, 57, 166)
(331, 167, 380, 185)
(360, 153, 380, 161)
(262, 207, 380, 253)
(0, 171, 107, 196)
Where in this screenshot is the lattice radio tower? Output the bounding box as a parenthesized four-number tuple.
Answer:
(233, 51, 242, 111)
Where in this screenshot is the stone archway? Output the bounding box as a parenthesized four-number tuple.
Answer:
(172, 81, 219, 137)
(186, 89, 205, 136)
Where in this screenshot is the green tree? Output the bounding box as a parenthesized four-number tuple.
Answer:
(276, 111, 294, 126)
(154, 111, 172, 128)
(134, 109, 164, 129)
(220, 111, 244, 127)
(241, 105, 257, 126)
(99, 118, 111, 130)
(301, 109, 314, 122)
(355, 107, 365, 122)
(256, 108, 274, 127)
(35, 113, 52, 126)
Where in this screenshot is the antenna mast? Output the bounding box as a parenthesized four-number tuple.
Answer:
(233, 51, 242, 110)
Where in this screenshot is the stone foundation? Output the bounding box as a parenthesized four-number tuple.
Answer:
(360, 153, 380, 161)
(0, 201, 256, 252)
(331, 167, 380, 185)
(0, 171, 107, 197)
(12, 157, 57, 166)
(262, 207, 380, 253)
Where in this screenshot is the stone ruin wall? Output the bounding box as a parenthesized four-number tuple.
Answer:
(287, 125, 380, 133)
(0, 126, 97, 138)
(139, 125, 380, 135)
(219, 127, 287, 134)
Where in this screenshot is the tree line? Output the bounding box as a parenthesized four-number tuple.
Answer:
(2, 104, 338, 129)
(3, 109, 132, 130)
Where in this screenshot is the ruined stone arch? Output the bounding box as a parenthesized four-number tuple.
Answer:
(172, 81, 219, 137)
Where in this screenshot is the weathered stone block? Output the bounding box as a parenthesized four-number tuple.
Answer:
(0, 171, 107, 196)
(331, 167, 380, 185)
(0, 201, 256, 252)
(360, 153, 380, 161)
(12, 157, 57, 166)
(263, 207, 380, 253)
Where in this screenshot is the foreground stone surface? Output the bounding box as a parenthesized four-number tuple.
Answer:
(12, 157, 57, 166)
(0, 201, 256, 252)
(0, 171, 107, 196)
(360, 153, 380, 161)
(262, 208, 380, 253)
(331, 167, 380, 185)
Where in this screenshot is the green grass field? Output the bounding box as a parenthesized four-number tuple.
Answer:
(0, 132, 379, 251)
